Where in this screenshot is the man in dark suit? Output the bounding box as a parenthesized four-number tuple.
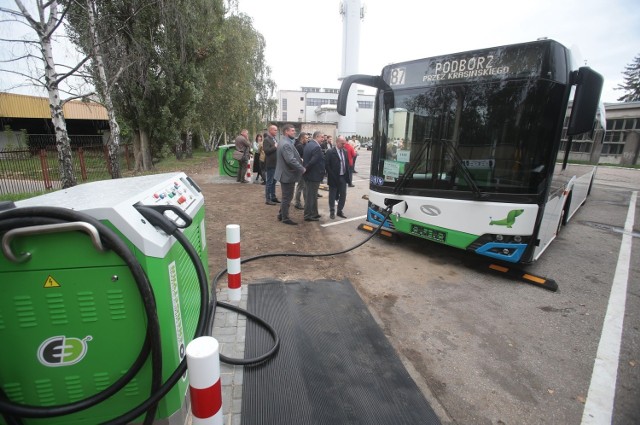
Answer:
(263, 125, 279, 205)
(302, 131, 326, 221)
(325, 135, 350, 219)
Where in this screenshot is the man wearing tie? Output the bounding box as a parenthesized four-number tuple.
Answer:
(325, 136, 351, 219)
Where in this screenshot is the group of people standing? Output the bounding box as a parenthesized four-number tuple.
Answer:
(233, 124, 355, 225)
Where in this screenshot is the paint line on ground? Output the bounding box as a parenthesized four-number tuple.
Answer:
(321, 215, 367, 228)
(581, 190, 637, 425)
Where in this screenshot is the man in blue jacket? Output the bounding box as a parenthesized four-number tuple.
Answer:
(274, 124, 305, 225)
(302, 131, 326, 221)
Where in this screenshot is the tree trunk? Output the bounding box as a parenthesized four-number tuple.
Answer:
(175, 139, 184, 160)
(140, 129, 154, 170)
(133, 131, 143, 171)
(15, 0, 77, 188)
(185, 129, 193, 158)
(45, 47, 76, 188)
(87, 0, 121, 178)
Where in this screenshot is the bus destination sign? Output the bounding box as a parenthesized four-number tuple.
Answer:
(387, 43, 548, 88)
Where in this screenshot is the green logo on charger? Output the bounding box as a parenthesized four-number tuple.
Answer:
(490, 209, 524, 228)
(38, 335, 92, 367)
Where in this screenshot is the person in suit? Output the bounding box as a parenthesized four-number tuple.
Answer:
(293, 132, 309, 210)
(325, 135, 350, 219)
(344, 138, 357, 187)
(274, 124, 305, 225)
(302, 131, 326, 221)
(263, 125, 280, 205)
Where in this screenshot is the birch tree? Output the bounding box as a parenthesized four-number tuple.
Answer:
(1, 0, 87, 187)
(84, 0, 121, 178)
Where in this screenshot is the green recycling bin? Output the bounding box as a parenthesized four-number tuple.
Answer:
(218, 144, 239, 177)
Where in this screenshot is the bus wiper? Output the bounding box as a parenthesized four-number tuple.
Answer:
(440, 139, 487, 200)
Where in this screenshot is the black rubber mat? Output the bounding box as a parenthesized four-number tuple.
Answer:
(243, 280, 441, 425)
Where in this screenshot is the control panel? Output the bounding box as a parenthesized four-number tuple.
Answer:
(16, 172, 204, 258)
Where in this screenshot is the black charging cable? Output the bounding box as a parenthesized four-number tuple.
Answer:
(0, 202, 393, 424)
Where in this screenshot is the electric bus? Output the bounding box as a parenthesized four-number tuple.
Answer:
(338, 39, 603, 264)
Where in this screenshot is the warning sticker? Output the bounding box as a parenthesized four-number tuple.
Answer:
(44, 275, 61, 288)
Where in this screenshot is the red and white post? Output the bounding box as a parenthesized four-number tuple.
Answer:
(245, 156, 253, 182)
(226, 224, 242, 301)
(186, 336, 222, 425)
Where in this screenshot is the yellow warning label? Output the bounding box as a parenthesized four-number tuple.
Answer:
(44, 275, 61, 288)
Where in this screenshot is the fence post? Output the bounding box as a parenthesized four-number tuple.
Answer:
(39, 149, 52, 189)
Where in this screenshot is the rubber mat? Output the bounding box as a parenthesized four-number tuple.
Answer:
(243, 280, 441, 425)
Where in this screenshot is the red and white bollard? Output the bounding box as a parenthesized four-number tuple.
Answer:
(186, 336, 222, 425)
(226, 224, 242, 301)
(245, 156, 253, 182)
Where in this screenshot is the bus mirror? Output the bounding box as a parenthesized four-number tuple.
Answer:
(338, 74, 390, 115)
(567, 67, 604, 136)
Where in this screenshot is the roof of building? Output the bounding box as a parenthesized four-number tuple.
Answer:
(0, 92, 108, 120)
(603, 101, 640, 111)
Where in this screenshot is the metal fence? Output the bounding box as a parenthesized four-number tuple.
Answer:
(0, 136, 134, 195)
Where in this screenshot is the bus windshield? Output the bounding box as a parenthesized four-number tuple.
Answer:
(376, 79, 566, 196)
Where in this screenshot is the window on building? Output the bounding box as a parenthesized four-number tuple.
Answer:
(306, 98, 338, 106)
(282, 99, 287, 111)
(601, 144, 624, 155)
(624, 118, 636, 130)
(357, 101, 374, 109)
(282, 112, 287, 121)
(602, 118, 629, 155)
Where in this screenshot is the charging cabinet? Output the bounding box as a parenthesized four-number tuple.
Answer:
(0, 172, 209, 424)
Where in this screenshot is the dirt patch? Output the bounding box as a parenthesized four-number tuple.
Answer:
(183, 154, 361, 287)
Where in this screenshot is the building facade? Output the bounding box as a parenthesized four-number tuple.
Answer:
(277, 87, 374, 138)
(558, 101, 640, 166)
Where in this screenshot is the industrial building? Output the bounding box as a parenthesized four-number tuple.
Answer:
(276, 87, 374, 138)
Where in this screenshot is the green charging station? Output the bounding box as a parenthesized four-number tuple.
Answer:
(0, 172, 209, 425)
(217, 144, 240, 177)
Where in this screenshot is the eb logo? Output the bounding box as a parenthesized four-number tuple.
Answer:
(37, 335, 92, 367)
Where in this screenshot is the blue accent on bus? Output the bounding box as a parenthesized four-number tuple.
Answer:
(475, 242, 528, 263)
(368, 207, 394, 229)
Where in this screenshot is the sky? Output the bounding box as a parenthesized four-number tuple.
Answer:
(236, 0, 640, 103)
(1, 0, 638, 103)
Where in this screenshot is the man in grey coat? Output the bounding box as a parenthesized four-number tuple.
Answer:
(274, 124, 306, 225)
(234, 129, 251, 183)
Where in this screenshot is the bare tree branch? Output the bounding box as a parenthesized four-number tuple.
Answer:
(61, 91, 96, 104)
(55, 53, 92, 84)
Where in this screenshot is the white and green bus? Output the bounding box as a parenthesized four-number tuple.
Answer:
(338, 39, 603, 264)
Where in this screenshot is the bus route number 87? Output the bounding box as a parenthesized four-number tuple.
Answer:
(390, 67, 406, 86)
